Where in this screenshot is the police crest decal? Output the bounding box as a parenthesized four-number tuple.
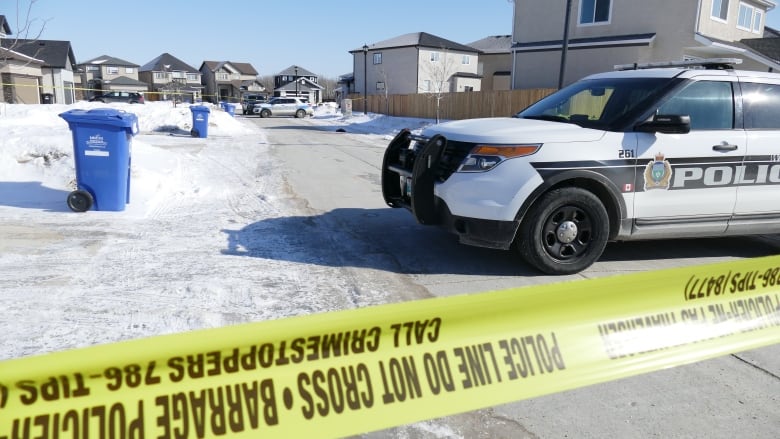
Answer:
(644, 153, 672, 190)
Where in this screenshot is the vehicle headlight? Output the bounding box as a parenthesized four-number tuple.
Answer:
(458, 144, 541, 172)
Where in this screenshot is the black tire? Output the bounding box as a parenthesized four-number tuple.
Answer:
(295, 109, 306, 118)
(67, 190, 93, 212)
(190, 128, 199, 137)
(517, 187, 609, 275)
(260, 109, 271, 118)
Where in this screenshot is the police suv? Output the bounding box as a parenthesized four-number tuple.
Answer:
(381, 59, 780, 275)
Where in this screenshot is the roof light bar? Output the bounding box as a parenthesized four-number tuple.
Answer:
(614, 58, 743, 71)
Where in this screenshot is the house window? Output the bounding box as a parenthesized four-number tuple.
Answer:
(125, 67, 134, 74)
(154, 72, 165, 80)
(423, 80, 432, 91)
(376, 82, 385, 90)
(464, 86, 474, 92)
(754, 10, 763, 32)
(579, 0, 610, 24)
(186, 73, 198, 81)
(106, 67, 118, 74)
(430, 52, 440, 62)
(373, 53, 382, 64)
(86, 65, 98, 71)
(216, 73, 229, 81)
(738, 3, 753, 29)
(711, 0, 729, 21)
(462, 55, 470, 65)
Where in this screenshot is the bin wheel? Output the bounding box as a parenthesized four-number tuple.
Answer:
(190, 128, 199, 137)
(67, 190, 93, 212)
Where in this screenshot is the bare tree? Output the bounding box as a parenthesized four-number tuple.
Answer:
(419, 48, 458, 123)
(1, 0, 48, 62)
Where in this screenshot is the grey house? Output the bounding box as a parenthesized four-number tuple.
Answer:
(76, 55, 146, 100)
(0, 35, 74, 104)
(467, 35, 512, 91)
(351, 32, 482, 98)
(273, 65, 323, 103)
(512, 0, 779, 89)
(139, 53, 202, 102)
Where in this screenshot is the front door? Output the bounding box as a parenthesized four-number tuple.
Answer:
(632, 77, 744, 236)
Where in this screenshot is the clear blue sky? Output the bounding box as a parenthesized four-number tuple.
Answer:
(9, 0, 514, 79)
(7, 0, 780, 79)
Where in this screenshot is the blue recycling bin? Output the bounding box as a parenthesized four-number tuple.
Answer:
(224, 103, 235, 116)
(190, 105, 210, 138)
(59, 108, 138, 212)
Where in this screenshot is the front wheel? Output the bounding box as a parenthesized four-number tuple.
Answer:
(295, 109, 306, 118)
(517, 187, 609, 275)
(260, 109, 271, 118)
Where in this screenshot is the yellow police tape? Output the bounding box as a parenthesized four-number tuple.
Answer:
(1, 256, 779, 438)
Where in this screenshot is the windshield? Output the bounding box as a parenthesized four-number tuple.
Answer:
(516, 77, 676, 130)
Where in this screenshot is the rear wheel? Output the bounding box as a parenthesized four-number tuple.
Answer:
(295, 109, 306, 118)
(67, 190, 93, 212)
(517, 187, 609, 275)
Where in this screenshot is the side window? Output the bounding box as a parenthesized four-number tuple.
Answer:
(742, 82, 780, 129)
(657, 81, 734, 130)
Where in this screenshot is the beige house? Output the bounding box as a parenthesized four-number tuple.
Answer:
(76, 55, 147, 100)
(351, 32, 482, 97)
(199, 61, 262, 103)
(139, 53, 202, 102)
(0, 15, 45, 104)
(467, 35, 512, 91)
(512, 0, 779, 89)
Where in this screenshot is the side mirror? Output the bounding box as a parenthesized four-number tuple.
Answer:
(635, 114, 691, 134)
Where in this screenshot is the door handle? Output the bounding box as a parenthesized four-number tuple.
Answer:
(712, 143, 738, 152)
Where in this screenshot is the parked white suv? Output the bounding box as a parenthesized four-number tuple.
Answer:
(253, 97, 313, 118)
(381, 59, 780, 274)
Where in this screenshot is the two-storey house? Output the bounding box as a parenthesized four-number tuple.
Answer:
(272, 65, 324, 103)
(0, 15, 45, 104)
(199, 61, 262, 103)
(76, 55, 147, 100)
(139, 53, 203, 103)
(512, 0, 779, 89)
(351, 32, 482, 98)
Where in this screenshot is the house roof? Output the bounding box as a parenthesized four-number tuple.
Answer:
(0, 39, 76, 68)
(763, 25, 780, 38)
(0, 15, 11, 36)
(79, 55, 139, 67)
(353, 32, 480, 54)
(200, 60, 258, 75)
(277, 65, 317, 76)
(0, 46, 43, 64)
(739, 37, 780, 63)
(139, 52, 197, 72)
(467, 35, 512, 54)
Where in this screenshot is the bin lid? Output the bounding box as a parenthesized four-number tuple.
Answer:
(59, 109, 139, 133)
(189, 105, 211, 113)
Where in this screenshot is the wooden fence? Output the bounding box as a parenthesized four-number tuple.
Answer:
(347, 88, 557, 120)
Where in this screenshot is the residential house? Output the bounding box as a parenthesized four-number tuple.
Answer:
(467, 35, 512, 91)
(273, 65, 324, 103)
(336, 72, 355, 102)
(1, 39, 77, 104)
(76, 55, 147, 100)
(139, 53, 203, 103)
(199, 61, 262, 103)
(0, 15, 45, 104)
(512, 0, 779, 89)
(350, 32, 482, 98)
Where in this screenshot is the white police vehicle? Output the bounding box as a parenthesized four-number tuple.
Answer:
(381, 59, 780, 274)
